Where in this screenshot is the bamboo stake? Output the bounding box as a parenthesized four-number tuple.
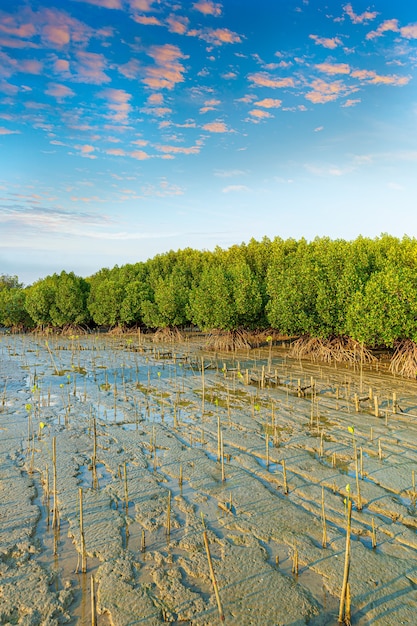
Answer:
(79, 487, 87, 573)
(282, 460, 288, 495)
(338, 499, 352, 624)
(203, 530, 225, 622)
(355, 451, 362, 511)
(52, 436, 59, 531)
(221, 432, 225, 482)
(321, 487, 327, 548)
(166, 491, 171, 538)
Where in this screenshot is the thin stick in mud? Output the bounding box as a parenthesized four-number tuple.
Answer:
(338, 499, 352, 624)
(203, 530, 225, 622)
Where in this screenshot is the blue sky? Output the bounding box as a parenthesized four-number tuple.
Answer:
(1, 0, 417, 285)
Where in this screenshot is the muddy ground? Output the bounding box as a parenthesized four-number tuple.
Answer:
(1, 332, 417, 625)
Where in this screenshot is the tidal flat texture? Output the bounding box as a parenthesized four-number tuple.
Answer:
(1, 332, 417, 625)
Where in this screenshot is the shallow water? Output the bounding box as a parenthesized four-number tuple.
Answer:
(2, 333, 417, 624)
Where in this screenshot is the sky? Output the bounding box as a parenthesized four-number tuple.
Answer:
(1, 0, 417, 285)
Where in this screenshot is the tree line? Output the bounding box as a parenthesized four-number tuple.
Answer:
(1, 234, 417, 349)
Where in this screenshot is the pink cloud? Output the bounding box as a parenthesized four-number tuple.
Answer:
(400, 23, 417, 39)
(106, 148, 126, 156)
(73, 51, 111, 84)
(130, 149, 150, 160)
(142, 106, 172, 117)
(166, 15, 189, 35)
(128, 0, 156, 10)
(53, 58, 70, 73)
(249, 109, 272, 119)
(193, 1, 222, 16)
(143, 44, 188, 90)
(315, 62, 351, 75)
(99, 88, 132, 122)
(45, 82, 75, 100)
(343, 3, 378, 24)
(73, 0, 122, 8)
(133, 15, 162, 26)
(309, 34, 342, 49)
(351, 69, 410, 86)
(147, 93, 163, 104)
(305, 79, 348, 104)
(0, 126, 21, 135)
(157, 144, 201, 155)
(117, 58, 141, 80)
(254, 98, 282, 108)
(366, 19, 399, 40)
(342, 98, 361, 107)
(76, 144, 97, 158)
(20, 59, 43, 74)
(248, 72, 295, 88)
(189, 27, 241, 45)
(202, 121, 228, 132)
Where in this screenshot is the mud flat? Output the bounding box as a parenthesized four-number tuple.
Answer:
(1, 332, 417, 625)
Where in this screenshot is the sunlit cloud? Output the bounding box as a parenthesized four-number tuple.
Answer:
(166, 15, 189, 35)
(248, 72, 295, 88)
(73, 51, 111, 84)
(117, 58, 141, 80)
(305, 78, 350, 104)
(342, 98, 361, 107)
(128, 0, 156, 10)
(351, 69, 410, 86)
(106, 148, 126, 156)
(315, 62, 350, 75)
(249, 109, 272, 119)
(309, 34, 342, 49)
(99, 88, 132, 123)
(202, 121, 228, 132)
(366, 19, 399, 40)
(343, 3, 378, 24)
(130, 149, 150, 159)
(254, 98, 282, 108)
(199, 98, 221, 113)
(188, 27, 242, 46)
(133, 15, 162, 26)
(45, 82, 75, 100)
(75, 144, 97, 158)
(72, 0, 123, 8)
(157, 140, 203, 155)
(193, 1, 222, 17)
(0, 127, 21, 135)
(400, 23, 417, 39)
(142, 44, 188, 90)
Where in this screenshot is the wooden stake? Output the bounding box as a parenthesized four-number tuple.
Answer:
(321, 487, 327, 549)
(282, 460, 288, 495)
(79, 487, 87, 573)
(203, 530, 225, 622)
(338, 499, 352, 624)
(371, 517, 377, 549)
(221, 432, 225, 482)
(52, 436, 59, 531)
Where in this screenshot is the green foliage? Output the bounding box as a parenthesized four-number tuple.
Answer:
(0, 288, 33, 328)
(346, 265, 417, 346)
(189, 261, 262, 331)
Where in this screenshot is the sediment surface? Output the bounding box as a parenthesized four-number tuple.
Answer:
(1, 332, 417, 624)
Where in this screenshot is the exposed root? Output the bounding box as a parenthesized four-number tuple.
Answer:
(152, 327, 184, 343)
(289, 335, 377, 364)
(389, 340, 417, 379)
(205, 329, 252, 352)
(243, 329, 289, 348)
